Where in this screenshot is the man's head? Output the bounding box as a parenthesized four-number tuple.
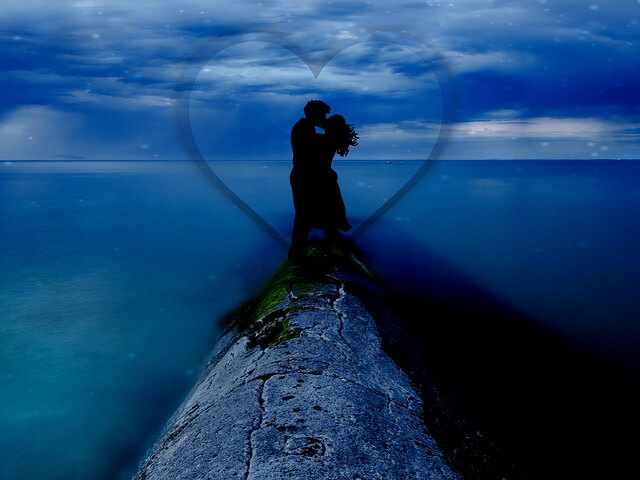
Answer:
(303, 100, 330, 127)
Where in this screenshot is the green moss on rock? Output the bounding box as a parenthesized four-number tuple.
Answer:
(219, 239, 374, 349)
(249, 315, 302, 349)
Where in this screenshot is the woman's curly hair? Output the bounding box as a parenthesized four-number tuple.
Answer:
(326, 114, 359, 157)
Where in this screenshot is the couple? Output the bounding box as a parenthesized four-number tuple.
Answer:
(288, 100, 359, 264)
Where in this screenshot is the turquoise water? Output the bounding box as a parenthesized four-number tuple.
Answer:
(0, 161, 284, 479)
(1, 159, 639, 478)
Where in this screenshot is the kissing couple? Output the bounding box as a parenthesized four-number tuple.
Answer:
(288, 100, 359, 264)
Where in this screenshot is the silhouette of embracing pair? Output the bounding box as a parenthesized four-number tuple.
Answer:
(288, 100, 359, 264)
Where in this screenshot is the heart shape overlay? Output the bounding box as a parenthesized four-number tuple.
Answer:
(174, 28, 456, 250)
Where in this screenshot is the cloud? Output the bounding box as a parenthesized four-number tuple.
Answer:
(451, 116, 640, 140)
(187, 41, 440, 105)
(0, 104, 185, 160)
(446, 49, 539, 75)
(0, 106, 82, 159)
(0, 0, 638, 159)
(351, 115, 640, 160)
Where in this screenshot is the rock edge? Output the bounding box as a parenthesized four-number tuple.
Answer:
(133, 242, 459, 480)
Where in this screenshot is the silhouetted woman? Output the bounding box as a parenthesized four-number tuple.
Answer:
(315, 114, 359, 243)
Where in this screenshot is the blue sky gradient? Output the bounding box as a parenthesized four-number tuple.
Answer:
(1, 0, 639, 160)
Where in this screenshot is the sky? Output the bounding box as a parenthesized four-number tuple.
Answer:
(0, 0, 639, 160)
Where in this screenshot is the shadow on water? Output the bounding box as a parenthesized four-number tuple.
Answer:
(350, 231, 640, 480)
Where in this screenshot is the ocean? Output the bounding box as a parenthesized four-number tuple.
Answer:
(1, 159, 639, 479)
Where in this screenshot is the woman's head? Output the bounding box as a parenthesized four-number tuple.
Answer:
(325, 114, 359, 157)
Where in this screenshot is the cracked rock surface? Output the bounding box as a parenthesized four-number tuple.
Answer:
(133, 242, 459, 480)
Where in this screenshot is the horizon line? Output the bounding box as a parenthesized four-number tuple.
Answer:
(3, 158, 640, 163)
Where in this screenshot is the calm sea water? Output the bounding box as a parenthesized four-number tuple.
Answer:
(1, 159, 639, 479)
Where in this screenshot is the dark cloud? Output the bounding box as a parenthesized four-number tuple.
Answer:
(0, 0, 638, 159)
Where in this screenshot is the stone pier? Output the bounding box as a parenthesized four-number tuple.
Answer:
(133, 241, 459, 480)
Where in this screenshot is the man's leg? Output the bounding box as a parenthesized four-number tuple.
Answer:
(324, 227, 338, 245)
(288, 215, 309, 263)
(325, 226, 349, 251)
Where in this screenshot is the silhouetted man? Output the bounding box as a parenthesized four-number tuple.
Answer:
(288, 99, 331, 263)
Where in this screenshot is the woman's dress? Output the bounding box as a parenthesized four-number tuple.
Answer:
(289, 133, 351, 232)
(312, 138, 351, 232)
